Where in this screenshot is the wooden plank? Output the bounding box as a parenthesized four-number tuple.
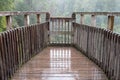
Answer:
(1, 33, 10, 79)
(64, 20, 66, 44)
(68, 21, 70, 44)
(0, 12, 49, 16)
(50, 17, 73, 20)
(58, 19, 60, 43)
(0, 34, 6, 80)
(62, 19, 64, 44)
(11, 47, 108, 80)
(74, 12, 120, 16)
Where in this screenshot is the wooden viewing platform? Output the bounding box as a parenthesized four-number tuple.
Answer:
(12, 47, 108, 80)
(0, 12, 120, 80)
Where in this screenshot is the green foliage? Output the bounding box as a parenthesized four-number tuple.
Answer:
(0, 0, 14, 11)
(0, 17, 6, 32)
(14, 0, 37, 26)
(0, 0, 14, 32)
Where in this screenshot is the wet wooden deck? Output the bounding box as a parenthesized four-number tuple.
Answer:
(12, 47, 108, 80)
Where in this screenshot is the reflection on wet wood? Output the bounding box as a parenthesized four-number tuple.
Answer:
(12, 47, 108, 80)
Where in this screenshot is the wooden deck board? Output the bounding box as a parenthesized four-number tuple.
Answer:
(11, 47, 108, 80)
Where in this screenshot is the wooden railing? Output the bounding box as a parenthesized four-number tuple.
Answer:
(49, 17, 74, 45)
(0, 22, 49, 80)
(0, 11, 50, 30)
(72, 12, 120, 31)
(1, 12, 120, 80)
(73, 23, 120, 80)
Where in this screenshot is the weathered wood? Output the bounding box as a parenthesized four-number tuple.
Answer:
(50, 17, 74, 21)
(72, 13, 76, 19)
(107, 16, 114, 31)
(80, 14, 84, 24)
(0, 22, 49, 80)
(36, 14, 40, 23)
(46, 13, 50, 21)
(74, 12, 120, 16)
(0, 11, 49, 16)
(11, 47, 108, 80)
(1, 11, 120, 17)
(0, 12, 120, 80)
(0, 34, 6, 80)
(50, 18, 74, 45)
(24, 14, 30, 26)
(6, 16, 13, 30)
(73, 22, 120, 80)
(91, 15, 96, 27)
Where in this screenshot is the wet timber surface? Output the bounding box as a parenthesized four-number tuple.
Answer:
(12, 47, 108, 80)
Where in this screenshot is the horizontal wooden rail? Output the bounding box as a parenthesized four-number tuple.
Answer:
(50, 17, 74, 20)
(73, 22, 120, 80)
(73, 12, 120, 16)
(0, 11, 49, 16)
(0, 22, 49, 80)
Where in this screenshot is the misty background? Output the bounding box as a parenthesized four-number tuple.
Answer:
(0, 0, 120, 33)
(14, 0, 119, 16)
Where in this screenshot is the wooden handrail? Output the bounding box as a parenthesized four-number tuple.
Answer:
(0, 11, 49, 16)
(0, 22, 49, 80)
(73, 22, 120, 80)
(73, 12, 120, 16)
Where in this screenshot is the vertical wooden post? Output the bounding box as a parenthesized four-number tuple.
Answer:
(107, 16, 114, 31)
(80, 14, 84, 24)
(46, 13, 50, 22)
(46, 13, 50, 45)
(6, 15, 13, 30)
(24, 14, 30, 26)
(72, 13, 76, 45)
(91, 15, 96, 27)
(36, 14, 40, 24)
(72, 13, 76, 22)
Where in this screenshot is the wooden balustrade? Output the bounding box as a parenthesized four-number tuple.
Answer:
(49, 17, 74, 45)
(0, 22, 49, 80)
(72, 12, 120, 31)
(0, 12, 49, 30)
(73, 22, 120, 80)
(1, 12, 120, 80)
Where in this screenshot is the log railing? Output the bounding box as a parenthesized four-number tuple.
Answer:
(0, 22, 49, 80)
(73, 23, 120, 80)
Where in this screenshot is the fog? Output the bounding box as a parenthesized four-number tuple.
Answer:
(15, 0, 120, 16)
(13, 0, 120, 33)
